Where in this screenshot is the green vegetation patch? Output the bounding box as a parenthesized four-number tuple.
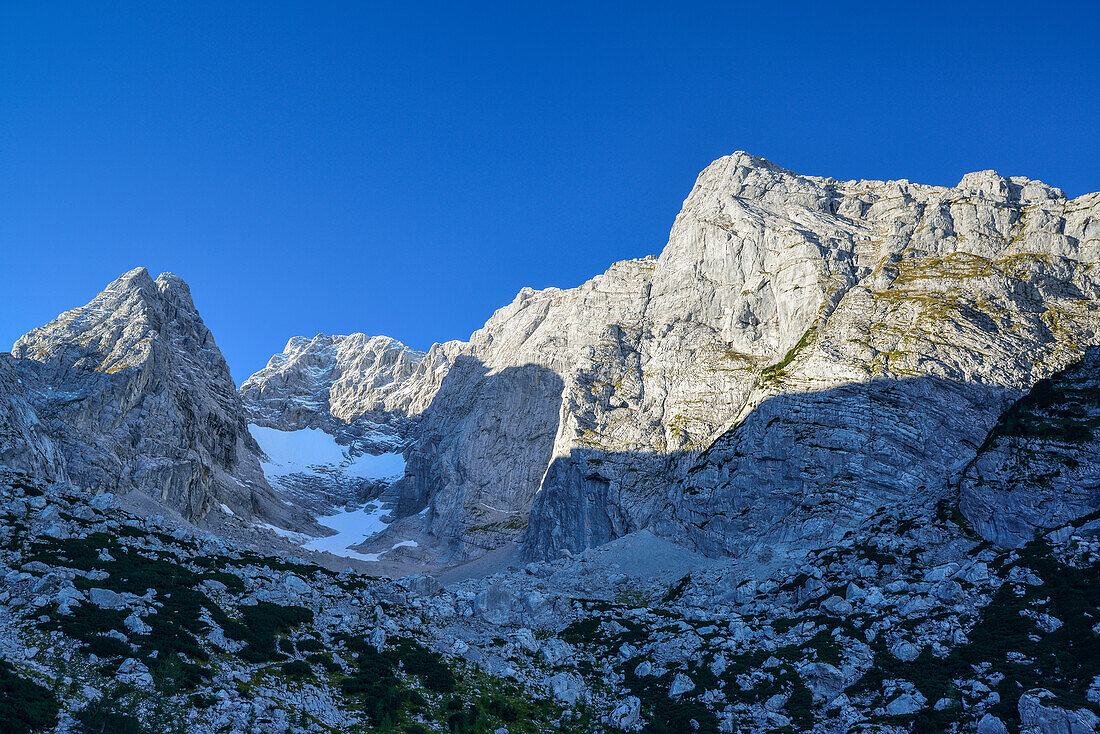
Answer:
(29, 533, 243, 691)
(0, 661, 59, 734)
(618, 656, 719, 734)
(337, 633, 560, 733)
(760, 323, 818, 387)
(236, 602, 314, 663)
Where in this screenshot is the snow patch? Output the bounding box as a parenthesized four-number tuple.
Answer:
(256, 522, 309, 542)
(301, 502, 391, 562)
(249, 424, 405, 481)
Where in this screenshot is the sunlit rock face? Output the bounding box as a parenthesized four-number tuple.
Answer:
(8, 268, 303, 527)
(244, 153, 1100, 562)
(240, 332, 459, 430)
(524, 156, 1100, 560)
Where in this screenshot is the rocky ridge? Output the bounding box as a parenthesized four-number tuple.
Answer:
(240, 332, 458, 447)
(241, 153, 1100, 566)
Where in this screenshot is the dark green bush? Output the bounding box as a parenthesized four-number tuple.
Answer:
(72, 688, 144, 734)
(81, 634, 132, 659)
(281, 659, 313, 680)
(236, 602, 314, 663)
(0, 661, 59, 734)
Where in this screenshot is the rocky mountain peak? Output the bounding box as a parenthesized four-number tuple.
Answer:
(13, 267, 214, 377)
(241, 332, 447, 429)
(954, 169, 1066, 202)
(7, 268, 303, 527)
(153, 270, 197, 309)
(104, 264, 157, 291)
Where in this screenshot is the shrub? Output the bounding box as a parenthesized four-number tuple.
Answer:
(72, 688, 144, 734)
(0, 661, 59, 734)
(281, 659, 312, 680)
(236, 602, 314, 663)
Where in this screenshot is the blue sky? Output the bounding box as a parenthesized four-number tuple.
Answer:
(2, 2, 1098, 382)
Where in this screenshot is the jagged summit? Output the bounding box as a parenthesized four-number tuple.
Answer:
(704, 151, 1068, 205)
(8, 268, 306, 528)
(241, 332, 451, 428)
(14, 267, 208, 375)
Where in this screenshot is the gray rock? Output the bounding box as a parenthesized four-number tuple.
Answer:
(669, 673, 695, 698)
(124, 613, 151, 635)
(798, 662, 846, 703)
(609, 696, 641, 730)
(977, 713, 1010, 734)
(397, 574, 442, 597)
(1018, 689, 1100, 733)
(821, 595, 853, 616)
(89, 493, 115, 511)
(87, 587, 128, 610)
(0, 359, 67, 483)
(549, 672, 587, 705)
(8, 268, 308, 529)
(765, 692, 789, 712)
(280, 574, 310, 595)
(884, 692, 925, 716)
(514, 628, 539, 655)
(889, 640, 922, 662)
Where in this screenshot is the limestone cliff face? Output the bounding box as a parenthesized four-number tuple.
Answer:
(525, 156, 1100, 559)
(10, 268, 302, 526)
(396, 357, 565, 556)
(244, 153, 1100, 562)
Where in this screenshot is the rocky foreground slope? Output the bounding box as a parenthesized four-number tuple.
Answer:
(1, 467, 1098, 734)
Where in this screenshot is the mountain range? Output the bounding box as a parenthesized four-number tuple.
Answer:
(2, 153, 1099, 733)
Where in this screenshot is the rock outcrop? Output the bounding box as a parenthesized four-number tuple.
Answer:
(10, 268, 301, 526)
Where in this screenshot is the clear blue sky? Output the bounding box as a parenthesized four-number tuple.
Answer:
(3, 2, 1098, 382)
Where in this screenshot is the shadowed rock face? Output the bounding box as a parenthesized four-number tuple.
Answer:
(660, 376, 1010, 560)
(393, 358, 564, 560)
(961, 347, 1100, 547)
(0, 355, 66, 482)
(241, 153, 1100, 562)
(9, 268, 303, 527)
